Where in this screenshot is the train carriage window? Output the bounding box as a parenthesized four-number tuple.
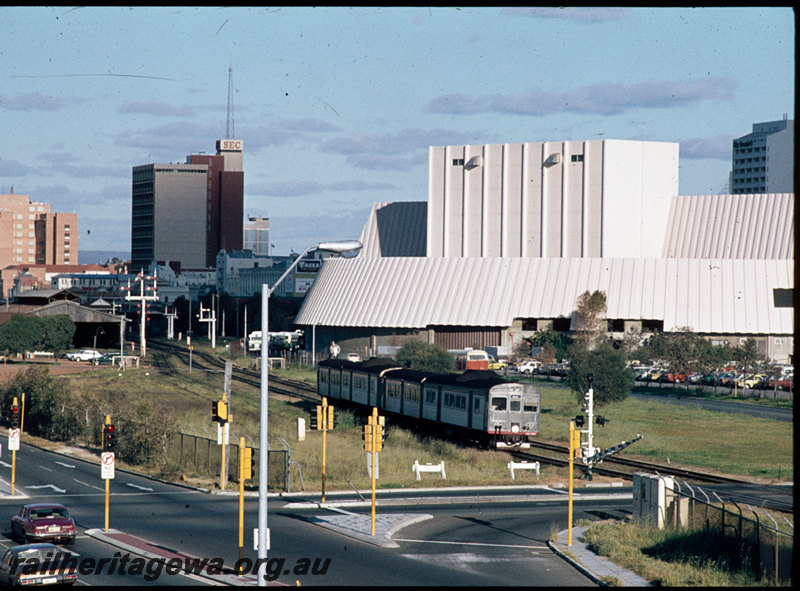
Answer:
(425, 390, 436, 404)
(510, 398, 521, 412)
(523, 400, 538, 412)
(491, 397, 507, 411)
(320, 372, 328, 384)
(473, 398, 480, 411)
(459, 395, 466, 410)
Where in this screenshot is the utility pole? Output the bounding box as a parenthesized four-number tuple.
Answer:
(123, 270, 158, 357)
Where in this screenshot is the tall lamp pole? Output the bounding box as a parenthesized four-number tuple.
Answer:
(257, 239, 362, 586)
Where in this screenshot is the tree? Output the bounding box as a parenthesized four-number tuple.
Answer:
(573, 290, 607, 350)
(395, 340, 456, 373)
(566, 342, 633, 407)
(644, 327, 704, 372)
(38, 316, 76, 353)
(528, 329, 573, 362)
(0, 314, 76, 356)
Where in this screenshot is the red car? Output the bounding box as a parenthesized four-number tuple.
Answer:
(10, 504, 75, 545)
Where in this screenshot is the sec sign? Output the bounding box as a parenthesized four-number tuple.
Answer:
(217, 139, 243, 151)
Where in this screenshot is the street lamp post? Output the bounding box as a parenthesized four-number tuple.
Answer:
(257, 240, 362, 586)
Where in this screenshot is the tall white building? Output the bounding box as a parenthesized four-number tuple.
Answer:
(427, 140, 679, 259)
(730, 117, 794, 194)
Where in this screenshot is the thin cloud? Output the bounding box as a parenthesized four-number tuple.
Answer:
(250, 179, 393, 198)
(119, 101, 194, 117)
(426, 78, 738, 117)
(679, 135, 734, 160)
(0, 91, 76, 111)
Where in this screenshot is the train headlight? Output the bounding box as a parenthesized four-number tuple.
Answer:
(511, 424, 520, 433)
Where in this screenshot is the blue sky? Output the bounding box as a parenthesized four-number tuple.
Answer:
(1, 6, 794, 260)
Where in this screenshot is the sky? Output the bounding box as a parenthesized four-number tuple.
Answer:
(0, 6, 795, 261)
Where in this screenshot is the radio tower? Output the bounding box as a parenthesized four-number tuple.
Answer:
(226, 65, 235, 139)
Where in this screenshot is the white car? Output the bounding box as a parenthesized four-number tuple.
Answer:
(65, 349, 102, 362)
(517, 360, 541, 375)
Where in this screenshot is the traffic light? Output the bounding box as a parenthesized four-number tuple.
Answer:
(212, 400, 228, 424)
(10, 402, 20, 429)
(574, 414, 585, 428)
(596, 415, 609, 427)
(362, 424, 373, 451)
(310, 405, 321, 430)
(103, 423, 116, 452)
(373, 424, 384, 452)
(240, 446, 253, 480)
(327, 405, 335, 430)
(571, 427, 582, 459)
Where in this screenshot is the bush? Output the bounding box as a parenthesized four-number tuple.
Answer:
(395, 340, 456, 373)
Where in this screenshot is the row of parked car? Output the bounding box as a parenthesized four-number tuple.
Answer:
(633, 365, 794, 391)
(63, 349, 118, 365)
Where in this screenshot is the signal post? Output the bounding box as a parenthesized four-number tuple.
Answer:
(8, 396, 23, 495)
(363, 407, 385, 536)
(309, 397, 336, 502)
(101, 415, 117, 531)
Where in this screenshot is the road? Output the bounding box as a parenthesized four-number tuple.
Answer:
(1, 442, 626, 586)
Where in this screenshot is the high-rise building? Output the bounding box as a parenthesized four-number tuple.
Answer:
(0, 190, 78, 269)
(131, 140, 244, 271)
(730, 117, 794, 194)
(243, 216, 270, 256)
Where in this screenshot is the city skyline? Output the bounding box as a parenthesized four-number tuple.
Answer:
(1, 7, 794, 259)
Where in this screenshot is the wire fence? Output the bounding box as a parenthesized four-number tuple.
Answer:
(172, 430, 295, 492)
(665, 481, 793, 585)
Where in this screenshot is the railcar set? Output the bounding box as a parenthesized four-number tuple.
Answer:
(317, 358, 541, 447)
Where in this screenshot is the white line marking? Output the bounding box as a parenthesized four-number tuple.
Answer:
(73, 479, 105, 491)
(392, 538, 548, 549)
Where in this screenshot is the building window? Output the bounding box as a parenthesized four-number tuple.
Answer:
(571, 154, 584, 162)
(452, 158, 464, 166)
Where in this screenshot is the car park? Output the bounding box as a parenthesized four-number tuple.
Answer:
(11, 503, 76, 545)
(65, 349, 102, 362)
(0, 543, 78, 586)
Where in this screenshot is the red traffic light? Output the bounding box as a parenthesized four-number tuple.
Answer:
(106, 424, 114, 433)
(11, 406, 19, 413)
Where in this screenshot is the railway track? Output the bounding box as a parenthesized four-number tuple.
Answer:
(143, 339, 792, 511)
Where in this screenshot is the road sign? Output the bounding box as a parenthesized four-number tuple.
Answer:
(101, 451, 115, 479)
(8, 428, 20, 451)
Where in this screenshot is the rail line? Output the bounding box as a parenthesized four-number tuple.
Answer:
(143, 339, 792, 511)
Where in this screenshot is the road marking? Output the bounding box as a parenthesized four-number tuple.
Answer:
(126, 483, 154, 492)
(39, 466, 54, 472)
(392, 538, 548, 550)
(55, 461, 76, 469)
(0, 461, 12, 468)
(27, 484, 67, 493)
(74, 479, 105, 492)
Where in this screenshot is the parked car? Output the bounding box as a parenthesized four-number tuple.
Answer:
(93, 353, 118, 366)
(516, 360, 540, 375)
(10, 503, 76, 545)
(65, 349, 102, 362)
(346, 353, 361, 362)
(487, 355, 509, 370)
(0, 543, 78, 586)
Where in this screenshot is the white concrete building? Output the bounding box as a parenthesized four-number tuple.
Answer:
(427, 140, 678, 259)
(730, 117, 794, 194)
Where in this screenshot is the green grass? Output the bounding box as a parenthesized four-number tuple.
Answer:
(536, 384, 793, 481)
(583, 519, 790, 586)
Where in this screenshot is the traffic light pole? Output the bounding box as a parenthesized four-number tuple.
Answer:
(238, 436, 245, 576)
(321, 398, 328, 503)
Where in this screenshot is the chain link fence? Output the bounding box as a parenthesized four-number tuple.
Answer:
(665, 481, 793, 585)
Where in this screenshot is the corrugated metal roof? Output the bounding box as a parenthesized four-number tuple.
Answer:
(358, 202, 427, 258)
(295, 257, 793, 335)
(662, 193, 794, 259)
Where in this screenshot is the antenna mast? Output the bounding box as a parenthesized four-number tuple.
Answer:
(226, 65, 235, 139)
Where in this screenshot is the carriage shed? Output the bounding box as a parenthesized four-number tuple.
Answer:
(295, 256, 794, 364)
(25, 298, 123, 349)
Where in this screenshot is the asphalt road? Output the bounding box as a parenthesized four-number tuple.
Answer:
(1, 442, 625, 586)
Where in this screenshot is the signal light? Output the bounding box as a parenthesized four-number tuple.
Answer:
(327, 405, 335, 430)
(574, 414, 585, 428)
(596, 416, 609, 427)
(212, 400, 228, 424)
(240, 446, 253, 481)
(362, 424, 373, 451)
(10, 404, 20, 429)
(309, 406, 320, 430)
(103, 423, 116, 451)
(374, 424, 384, 452)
